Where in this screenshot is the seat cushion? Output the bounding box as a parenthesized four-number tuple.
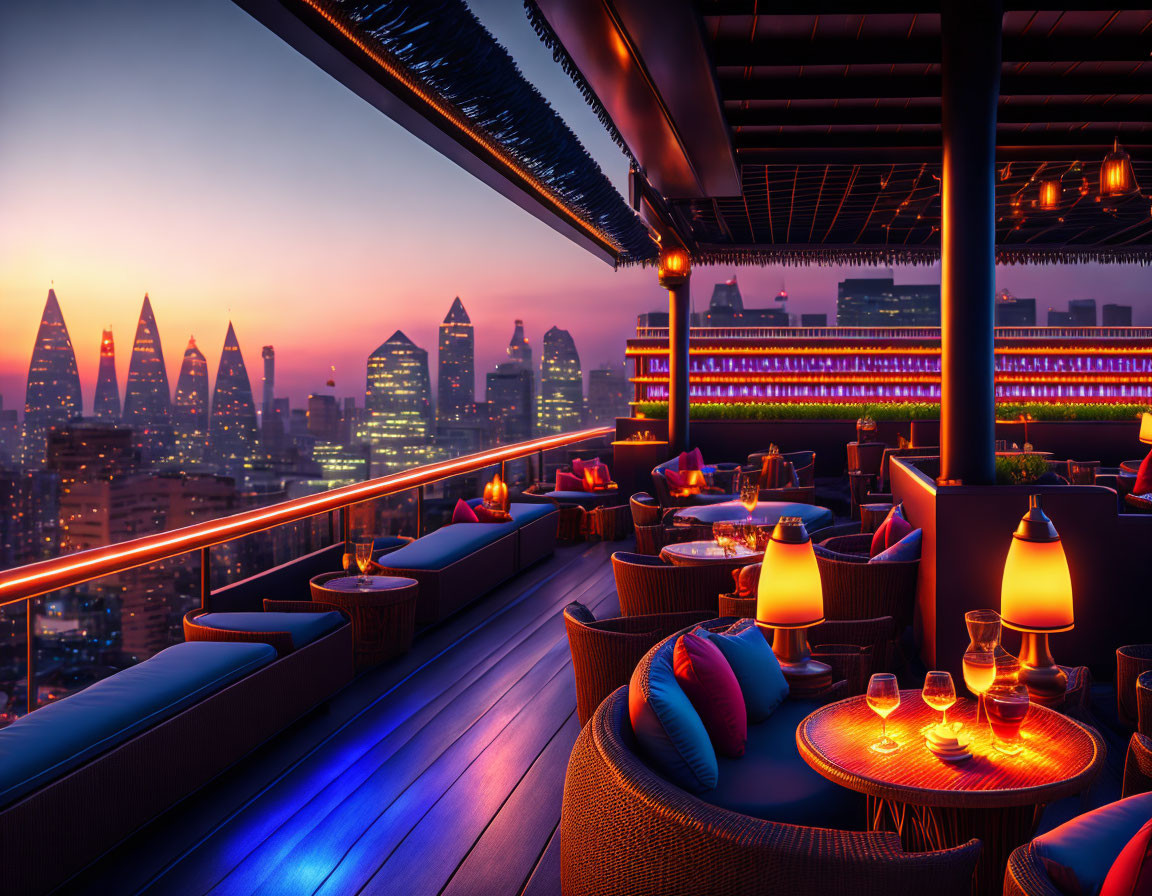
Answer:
(381, 520, 517, 570)
(673, 633, 746, 758)
(697, 622, 789, 723)
(706, 698, 864, 827)
(1035, 793, 1152, 896)
(1102, 817, 1152, 896)
(197, 612, 345, 648)
(507, 502, 556, 525)
(0, 641, 276, 809)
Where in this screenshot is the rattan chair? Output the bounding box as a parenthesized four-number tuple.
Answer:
(630, 492, 661, 528)
(815, 533, 919, 633)
(183, 599, 346, 659)
(562, 688, 981, 896)
(563, 602, 712, 726)
(1118, 645, 1152, 728)
(1124, 732, 1152, 798)
(611, 551, 733, 616)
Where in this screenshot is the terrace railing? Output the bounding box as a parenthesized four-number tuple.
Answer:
(0, 426, 613, 716)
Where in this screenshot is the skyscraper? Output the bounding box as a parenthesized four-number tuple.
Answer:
(122, 294, 173, 464)
(22, 288, 83, 468)
(93, 328, 121, 421)
(261, 346, 275, 420)
(1103, 303, 1133, 326)
(837, 278, 941, 326)
(486, 364, 534, 443)
(437, 297, 475, 426)
(365, 331, 433, 473)
(209, 323, 259, 475)
(587, 363, 630, 426)
(995, 290, 1037, 326)
(1068, 299, 1097, 326)
(508, 319, 532, 370)
(172, 336, 210, 466)
(538, 327, 583, 434)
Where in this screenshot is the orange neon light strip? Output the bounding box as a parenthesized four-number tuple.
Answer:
(631, 374, 1152, 386)
(0, 426, 613, 607)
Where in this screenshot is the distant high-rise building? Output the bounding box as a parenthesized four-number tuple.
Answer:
(703, 278, 788, 326)
(209, 323, 259, 474)
(437, 297, 475, 426)
(538, 327, 583, 434)
(364, 331, 433, 473)
(800, 313, 828, 327)
(587, 363, 630, 426)
(1068, 299, 1097, 326)
(0, 398, 20, 468)
(1103, 303, 1133, 326)
(22, 288, 83, 468)
(261, 346, 275, 419)
(508, 319, 532, 370)
(995, 291, 1037, 326)
(1047, 309, 1074, 326)
(93, 328, 121, 420)
(486, 363, 534, 444)
(122, 294, 173, 464)
(837, 278, 940, 326)
(307, 393, 342, 442)
(172, 336, 210, 466)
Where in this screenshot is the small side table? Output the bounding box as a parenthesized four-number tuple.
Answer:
(660, 541, 763, 568)
(310, 575, 419, 670)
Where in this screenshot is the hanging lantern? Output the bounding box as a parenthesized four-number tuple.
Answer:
(1101, 139, 1138, 199)
(483, 473, 509, 512)
(657, 246, 691, 288)
(1038, 178, 1061, 211)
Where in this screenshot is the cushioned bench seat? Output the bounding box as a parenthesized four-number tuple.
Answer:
(0, 641, 276, 809)
(195, 612, 345, 649)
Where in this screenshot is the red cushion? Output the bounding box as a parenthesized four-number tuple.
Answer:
(679, 448, 704, 472)
(1103, 817, 1152, 896)
(555, 471, 585, 492)
(451, 499, 478, 524)
(664, 468, 687, 491)
(1135, 450, 1152, 496)
(870, 504, 913, 557)
(473, 504, 508, 523)
(572, 457, 599, 477)
(672, 632, 747, 758)
(584, 462, 612, 489)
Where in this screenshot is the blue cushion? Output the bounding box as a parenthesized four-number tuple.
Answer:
(380, 520, 517, 570)
(464, 500, 555, 526)
(706, 698, 864, 827)
(697, 623, 789, 723)
(629, 638, 718, 792)
(1034, 793, 1152, 896)
(372, 535, 409, 552)
(197, 612, 344, 648)
(0, 641, 275, 808)
(869, 528, 922, 563)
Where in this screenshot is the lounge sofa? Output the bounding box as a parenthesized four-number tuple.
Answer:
(650, 456, 737, 508)
(377, 501, 558, 624)
(0, 633, 353, 894)
(561, 620, 981, 896)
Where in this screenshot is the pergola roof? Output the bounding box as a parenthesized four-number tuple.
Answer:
(527, 1, 1152, 264)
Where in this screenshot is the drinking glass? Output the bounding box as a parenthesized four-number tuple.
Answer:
(986, 681, 1031, 755)
(354, 539, 374, 590)
(739, 477, 760, 521)
(866, 673, 901, 754)
(962, 649, 996, 726)
(712, 522, 737, 556)
(922, 671, 957, 729)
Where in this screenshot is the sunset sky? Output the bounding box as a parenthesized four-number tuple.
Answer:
(2, 0, 1150, 413)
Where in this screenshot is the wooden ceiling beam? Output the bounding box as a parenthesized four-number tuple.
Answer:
(718, 72, 1152, 100)
(725, 100, 1152, 126)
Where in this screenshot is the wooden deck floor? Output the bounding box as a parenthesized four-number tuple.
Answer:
(65, 540, 623, 896)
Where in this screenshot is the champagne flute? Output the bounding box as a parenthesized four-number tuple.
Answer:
(354, 539, 374, 590)
(739, 476, 759, 523)
(922, 671, 957, 731)
(866, 673, 901, 754)
(962, 649, 996, 727)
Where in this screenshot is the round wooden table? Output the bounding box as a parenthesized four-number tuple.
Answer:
(659, 540, 763, 567)
(310, 574, 419, 670)
(797, 692, 1105, 896)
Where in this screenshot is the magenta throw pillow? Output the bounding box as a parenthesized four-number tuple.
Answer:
(451, 499, 478, 524)
(1135, 450, 1152, 496)
(869, 528, 922, 563)
(586, 462, 611, 488)
(870, 504, 913, 557)
(672, 632, 747, 758)
(679, 448, 704, 472)
(664, 468, 687, 491)
(555, 471, 585, 492)
(572, 457, 600, 477)
(1102, 817, 1152, 896)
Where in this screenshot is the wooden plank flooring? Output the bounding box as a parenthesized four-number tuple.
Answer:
(64, 540, 622, 896)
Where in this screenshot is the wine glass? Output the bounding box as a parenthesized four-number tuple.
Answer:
(866, 673, 901, 754)
(354, 539, 374, 590)
(739, 476, 760, 522)
(922, 671, 957, 731)
(962, 648, 996, 727)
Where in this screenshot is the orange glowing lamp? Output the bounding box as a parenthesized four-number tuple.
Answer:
(1038, 178, 1061, 211)
(1139, 412, 1152, 445)
(756, 518, 831, 693)
(483, 474, 509, 512)
(1101, 139, 1137, 198)
(1000, 495, 1074, 706)
(657, 247, 691, 289)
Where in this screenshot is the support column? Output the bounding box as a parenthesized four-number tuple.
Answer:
(939, 0, 1001, 486)
(659, 247, 692, 455)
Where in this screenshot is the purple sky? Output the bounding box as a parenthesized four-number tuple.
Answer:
(2, 0, 1150, 413)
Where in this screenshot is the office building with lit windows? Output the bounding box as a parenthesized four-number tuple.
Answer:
(22, 289, 83, 469)
(437, 297, 475, 427)
(122, 295, 174, 465)
(538, 326, 583, 434)
(364, 331, 433, 473)
(93, 328, 121, 421)
(208, 323, 260, 476)
(837, 277, 941, 326)
(172, 337, 210, 467)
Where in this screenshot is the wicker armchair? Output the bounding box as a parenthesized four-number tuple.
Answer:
(562, 688, 981, 896)
(1124, 732, 1152, 797)
(563, 602, 712, 726)
(815, 533, 919, 632)
(630, 492, 661, 528)
(611, 551, 733, 616)
(183, 599, 346, 659)
(1117, 645, 1152, 728)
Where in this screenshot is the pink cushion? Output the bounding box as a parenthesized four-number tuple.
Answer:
(679, 448, 704, 472)
(1135, 451, 1152, 496)
(572, 457, 599, 477)
(585, 462, 612, 489)
(555, 471, 585, 492)
(664, 468, 687, 491)
(870, 504, 913, 557)
(672, 632, 747, 758)
(1102, 818, 1152, 896)
(451, 499, 478, 524)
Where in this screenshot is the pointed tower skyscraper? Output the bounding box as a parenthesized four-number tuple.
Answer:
(122, 294, 172, 464)
(437, 297, 474, 426)
(209, 323, 259, 475)
(172, 336, 210, 466)
(508, 319, 532, 370)
(93, 327, 121, 421)
(22, 288, 83, 467)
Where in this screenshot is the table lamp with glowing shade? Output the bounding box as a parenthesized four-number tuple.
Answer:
(756, 517, 832, 694)
(1000, 495, 1074, 706)
(1140, 412, 1152, 446)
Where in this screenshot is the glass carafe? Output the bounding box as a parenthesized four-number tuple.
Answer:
(963, 610, 1010, 725)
